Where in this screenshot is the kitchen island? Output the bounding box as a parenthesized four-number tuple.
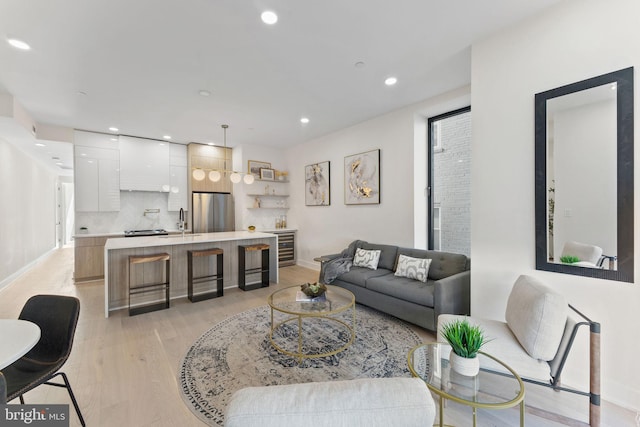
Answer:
(104, 231, 278, 317)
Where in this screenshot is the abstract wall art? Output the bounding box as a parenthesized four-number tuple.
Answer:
(305, 161, 330, 206)
(344, 149, 380, 205)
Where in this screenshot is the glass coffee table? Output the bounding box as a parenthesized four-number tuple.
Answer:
(267, 285, 355, 363)
(408, 343, 525, 427)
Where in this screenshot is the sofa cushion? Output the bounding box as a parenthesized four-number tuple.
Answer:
(360, 243, 398, 270)
(337, 267, 392, 288)
(353, 248, 381, 270)
(342, 240, 368, 258)
(366, 275, 435, 307)
(397, 248, 467, 280)
(505, 275, 568, 361)
(395, 255, 431, 283)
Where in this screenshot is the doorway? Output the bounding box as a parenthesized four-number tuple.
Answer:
(427, 107, 471, 256)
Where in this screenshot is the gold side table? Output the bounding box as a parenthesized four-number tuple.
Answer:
(408, 342, 525, 427)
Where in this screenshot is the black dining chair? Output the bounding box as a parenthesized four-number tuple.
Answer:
(2, 295, 85, 426)
(0, 372, 6, 404)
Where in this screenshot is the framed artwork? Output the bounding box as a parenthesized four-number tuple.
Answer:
(260, 168, 275, 180)
(344, 149, 380, 205)
(305, 161, 330, 206)
(248, 160, 271, 177)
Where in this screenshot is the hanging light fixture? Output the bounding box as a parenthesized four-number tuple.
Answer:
(191, 124, 254, 184)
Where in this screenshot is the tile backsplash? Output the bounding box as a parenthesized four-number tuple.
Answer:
(75, 192, 184, 234)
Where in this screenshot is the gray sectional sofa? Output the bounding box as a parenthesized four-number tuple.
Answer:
(320, 240, 470, 331)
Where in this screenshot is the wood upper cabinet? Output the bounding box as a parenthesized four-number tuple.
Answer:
(119, 135, 171, 192)
(74, 131, 120, 212)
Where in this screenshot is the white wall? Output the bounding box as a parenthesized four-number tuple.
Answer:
(471, 0, 640, 410)
(285, 87, 470, 269)
(0, 136, 57, 288)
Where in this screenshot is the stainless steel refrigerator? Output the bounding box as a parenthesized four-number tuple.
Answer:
(192, 192, 235, 233)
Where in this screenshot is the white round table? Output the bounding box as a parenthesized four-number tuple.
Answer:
(0, 319, 41, 369)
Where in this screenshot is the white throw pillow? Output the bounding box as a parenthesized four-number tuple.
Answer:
(394, 255, 431, 283)
(505, 275, 568, 361)
(353, 248, 381, 270)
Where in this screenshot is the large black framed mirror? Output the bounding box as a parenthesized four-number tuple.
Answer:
(535, 67, 634, 282)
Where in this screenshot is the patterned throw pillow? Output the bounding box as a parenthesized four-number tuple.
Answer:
(353, 248, 382, 270)
(394, 254, 432, 283)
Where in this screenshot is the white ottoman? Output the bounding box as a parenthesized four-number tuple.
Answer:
(225, 377, 435, 427)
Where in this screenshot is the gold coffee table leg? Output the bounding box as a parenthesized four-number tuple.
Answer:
(297, 315, 303, 364)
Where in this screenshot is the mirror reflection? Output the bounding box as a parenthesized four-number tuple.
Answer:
(546, 83, 617, 269)
(535, 67, 634, 282)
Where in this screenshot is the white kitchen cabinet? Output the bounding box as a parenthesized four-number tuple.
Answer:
(168, 144, 188, 211)
(75, 156, 99, 212)
(74, 145, 120, 212)
(119, 135, 170, 192)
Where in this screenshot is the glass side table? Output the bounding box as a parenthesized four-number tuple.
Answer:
(408, 342, 525, 427)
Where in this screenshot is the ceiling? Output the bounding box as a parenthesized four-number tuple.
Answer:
(0, 0, 563, 176)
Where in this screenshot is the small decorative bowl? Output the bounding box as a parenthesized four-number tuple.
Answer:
(301, 282, 327, 297)
(248, 226, 256, 232)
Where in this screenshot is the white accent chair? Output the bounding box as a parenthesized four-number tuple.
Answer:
(438, 275, 601, 427)
(225, 377, 436, 427)
(561, 241, 616, 269)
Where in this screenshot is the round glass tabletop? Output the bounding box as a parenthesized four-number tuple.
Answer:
(268, 285, 354, 316)
(408, 342, 525, 408)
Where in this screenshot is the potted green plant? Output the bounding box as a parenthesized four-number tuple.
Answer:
(440, 318, 488, 376)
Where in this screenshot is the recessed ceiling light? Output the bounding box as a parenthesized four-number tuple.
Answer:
(109, 127, 119, 132)
(163, 135, 171, 140)
(354, 61, 365, 68)
(385, 77, 398, 86)
(35, 143, 46, 147)
(199, 90, 211, 97)
(110, 138, 118, 142)
(56, 162, 63, 166)
(7, 38, 30, 50)
(300, 117, 310, 124)
(80, 153, 87, 156)
(261, 11, 278, 25)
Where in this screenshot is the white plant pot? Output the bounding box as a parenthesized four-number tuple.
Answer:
(449, 350, 480, 377)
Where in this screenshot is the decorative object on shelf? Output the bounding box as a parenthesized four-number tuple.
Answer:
(275, 170, 289, 181)
(191, 125, 255, 184)
(79, 227, 88, 234)
(248, 160, 271, 177)
(253, 197, 261, 208)
(305, 161, 330, 206)
(344, 149, 380, 205)
(260, 168, 275, 180)
(247, 225, 256, 232)
(440, 318, 488, 377)
(300, 282, 327, 298)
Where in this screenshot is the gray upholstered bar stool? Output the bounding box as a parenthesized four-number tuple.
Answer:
(238, 243, 270, 291)
(128, 252, 170, 316)
(187, 248, 224, 302)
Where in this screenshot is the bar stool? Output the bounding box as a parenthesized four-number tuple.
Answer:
(128, 252, 170, 316)
(188, 248, 224, 302)
(238, 243, 270, 291)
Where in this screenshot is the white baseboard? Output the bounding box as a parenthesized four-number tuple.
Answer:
(0, 247, 56, 291)
(296, 259, 320, 271)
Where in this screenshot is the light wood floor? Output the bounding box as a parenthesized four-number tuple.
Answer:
(0, 247, 637, 426)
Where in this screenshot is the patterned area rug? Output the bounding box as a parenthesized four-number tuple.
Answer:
(179, 304, 422, 426)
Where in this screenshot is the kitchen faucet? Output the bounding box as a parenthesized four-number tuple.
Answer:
(179, 208, 185, 236)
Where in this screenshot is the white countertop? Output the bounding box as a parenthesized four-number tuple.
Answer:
(74, 229, 190, 239)
(104, 230, 277, 250)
